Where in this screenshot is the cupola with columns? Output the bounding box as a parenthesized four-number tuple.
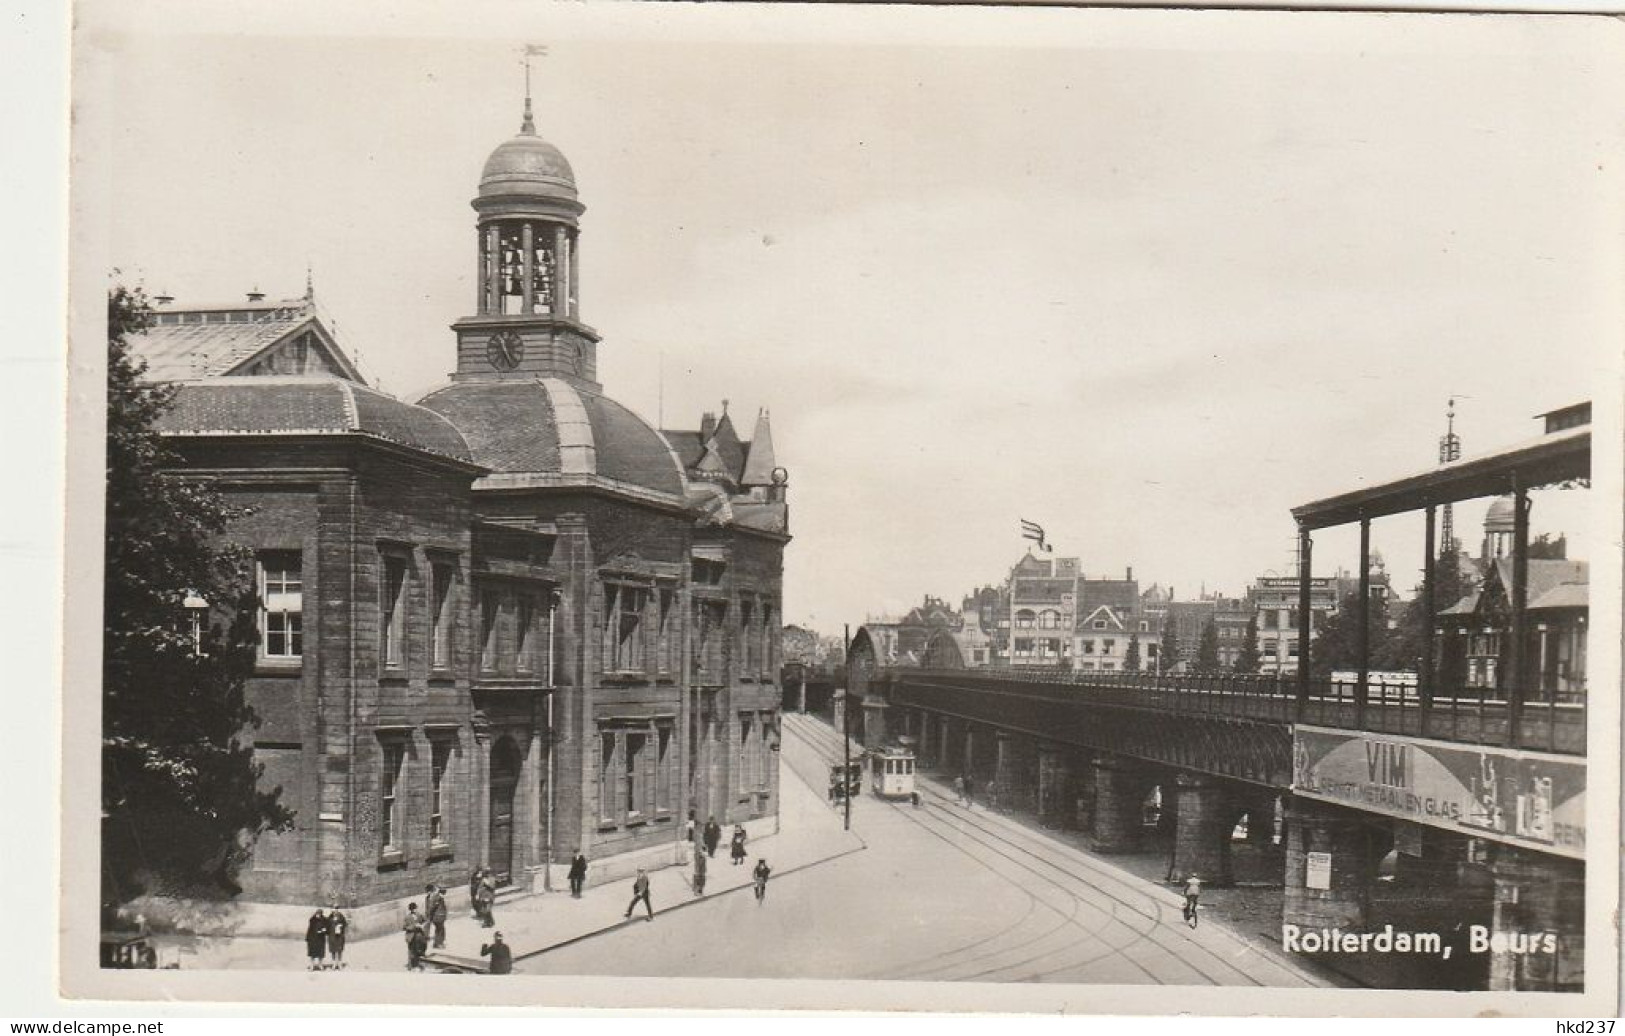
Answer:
(451, 91, 602, 387)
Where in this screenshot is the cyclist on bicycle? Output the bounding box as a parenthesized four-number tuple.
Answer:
(753, 859, 772, 904)
(1182, 874, 1202, 927)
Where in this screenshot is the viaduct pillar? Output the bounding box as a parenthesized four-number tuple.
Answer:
(1036, 743, 1074, 829)
(1090, 756, 1149, 853)
(994, 732, 1038, 813)
(1170, 773, 1235, 886)
(1487, 847, 1584, 992)
(1282, 798, 1376, 934)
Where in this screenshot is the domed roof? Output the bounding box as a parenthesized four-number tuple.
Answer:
(479, 108, 577, 203)
(417, 377, 686, 500)
(156, 377, 475, 465)
(1485, 495, 1517, 531)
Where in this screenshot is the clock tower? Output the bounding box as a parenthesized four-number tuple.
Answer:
(451, 94, 601, 387)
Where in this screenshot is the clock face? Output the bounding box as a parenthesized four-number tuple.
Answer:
(486, 331, 524, 371)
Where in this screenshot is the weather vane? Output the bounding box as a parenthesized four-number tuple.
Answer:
(520, 44, 548, 132)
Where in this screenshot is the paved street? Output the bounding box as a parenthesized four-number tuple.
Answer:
(523, 714, 1328, 985)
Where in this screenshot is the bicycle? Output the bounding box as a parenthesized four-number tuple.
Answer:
(1183, 898, 1199, 929)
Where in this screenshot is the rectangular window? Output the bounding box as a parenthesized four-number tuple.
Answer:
(599, 732, 617, 823)
(626, 732, 646, 816)
(656, 723, 674, 812)
(1103, 639, 1116, 655)
(604, 584, 647, 673)
(260, 553, 304, 660)
(740, 598, 756, 674)
(429, 739, 451, 845)
(430, 562, 455, 669)
(757, 714, 774, 789)
(380, 556, 408, 668)
(657, 587, 675, 675)
(516, 595, 536, 673)
(1148, 643, 1159, 659)
(480, 590, 500, 671)
(738, 712, 754, 793)
(1082, 641, 1095, 655)
(761, 603, 775, 676)
(380, 741, 405, 852)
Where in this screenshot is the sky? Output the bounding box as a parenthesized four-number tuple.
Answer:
(76, 1, 1623, 635)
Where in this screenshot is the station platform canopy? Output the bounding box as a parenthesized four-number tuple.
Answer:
(1292, 422, 1589, 532)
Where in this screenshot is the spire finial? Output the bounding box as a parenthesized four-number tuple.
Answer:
(304, 262, 314, 303)
(521, 44, 547, 135)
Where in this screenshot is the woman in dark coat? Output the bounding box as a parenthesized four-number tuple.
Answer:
(730, 825, 748, 866)
(304, 908, 328, 970)
(325, 907, 348, 969)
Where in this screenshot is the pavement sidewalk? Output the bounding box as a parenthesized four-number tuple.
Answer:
(157, 749, 863, 973)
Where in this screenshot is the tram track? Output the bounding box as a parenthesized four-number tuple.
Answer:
(786, 716, 1163, 983)
(784, 713, 1312, 986)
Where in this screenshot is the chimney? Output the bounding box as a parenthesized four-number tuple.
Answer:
(700, 411, 717, 440)
(1126, 566, 1133, 581)
(247, 287, 266, 303)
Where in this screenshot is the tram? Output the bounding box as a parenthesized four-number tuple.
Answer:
(868, 744, 918, 800)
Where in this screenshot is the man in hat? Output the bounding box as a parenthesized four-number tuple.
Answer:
(623, 869, 654, 922)
(480, 931, 513, 975)
(402, 902, 428, 971)
(568, 849, 588, 899)
(426, 883, 448, 949)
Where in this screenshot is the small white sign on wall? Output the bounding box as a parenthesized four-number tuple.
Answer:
(1306, 851, 1332, 890)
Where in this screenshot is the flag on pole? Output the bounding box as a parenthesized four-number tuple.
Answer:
(1020, 518, 1052, 553)
(524, 44, 549, 57)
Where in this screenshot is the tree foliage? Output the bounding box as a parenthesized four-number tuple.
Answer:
(1233, 615, 1261, 674)
(1124, 633, 1141, 673)
(1159, 614, 1180, 672)
(1195, 618, 1220, 672)
(103, 285, 291, 907)
(1310, 590, 1391, 678)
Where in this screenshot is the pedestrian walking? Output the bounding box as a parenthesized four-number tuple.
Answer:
(325, 906, 348, 970)
(685, 810, 697, 847)
(568, 849, 588, 899)
(402, 903, 428, 971)
(963, 774, 976, 808)
(476, 872, 497, 929)
(952, 775, 965, 806)
(623, 869, 654, 921)
(752, 859, 771, 904)
(703, 817, 721, 859)
(468, 866, 484, 919)
(304, 908, 328, 971)
(480, 931, 513, 975)
(730, 825, 748, 866)
(692, 847, 707, 896)
(426, 883, 448, 949)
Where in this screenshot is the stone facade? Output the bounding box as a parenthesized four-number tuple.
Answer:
(133, 98, 788, 916)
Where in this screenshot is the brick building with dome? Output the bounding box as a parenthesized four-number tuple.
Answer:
(132, 94, 789, 927)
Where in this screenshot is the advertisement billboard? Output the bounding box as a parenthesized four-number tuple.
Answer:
(1291, 724, 1584, 860)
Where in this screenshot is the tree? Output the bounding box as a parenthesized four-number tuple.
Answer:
(1375, 553, 1472, 674)
(1124, 633, 1141, 673)
(1195, 618, 1221, 672)
(1528, 533, 1567, 560)
(1159, 614, 1180, 673)
(1310, 590, 1392, 678)
(103, 285, 292, 909)
(1233, 615, 1261, 674)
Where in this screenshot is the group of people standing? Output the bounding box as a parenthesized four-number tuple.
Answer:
(310, 819, 782, 973)
(303, 906, 349, 970)
(688, 815, 772, 904)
